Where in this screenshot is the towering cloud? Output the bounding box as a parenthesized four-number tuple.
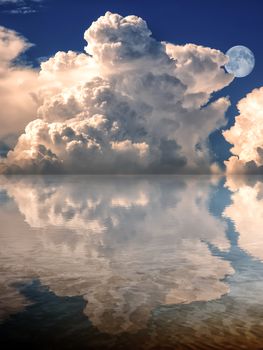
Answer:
(0, 12, 234, 174)
(224, 87, 263, 173)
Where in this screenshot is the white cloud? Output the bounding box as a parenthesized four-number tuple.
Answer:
(0, 1, 21, 3)
(0, 12, 234, 173)
(0, 1, 43, 5)
(0, 0, 43, 14)
(0, 26, 38, 149)
(223, 87, 263, 174)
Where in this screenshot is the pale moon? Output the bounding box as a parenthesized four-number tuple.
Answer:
(225, 46, 255, 78)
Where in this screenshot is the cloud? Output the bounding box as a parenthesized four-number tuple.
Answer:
(0, 26, 38, 149)
(0, 176, 233, 333)
(223, 87, 263, 174)
(0, 0, 21, 3)
(0, 12, 234, 174)
(0, 0, 43, 2)
(0, 0, 43, 14)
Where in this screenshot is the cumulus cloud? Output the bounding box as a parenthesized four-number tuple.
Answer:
(0, 176, 233, 333)
(0, 26, 38, 149)
(223, 87, 263, 174)
(0, 12, 234, 174)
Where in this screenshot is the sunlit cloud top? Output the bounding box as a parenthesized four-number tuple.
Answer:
(0, 12, 234, 174)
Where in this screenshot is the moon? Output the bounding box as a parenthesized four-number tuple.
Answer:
(225, 46, 255, 78)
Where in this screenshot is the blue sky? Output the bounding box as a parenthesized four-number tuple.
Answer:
(0, 0, 262, 167)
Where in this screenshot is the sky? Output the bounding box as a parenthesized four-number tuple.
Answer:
(1, 0, 263, 174)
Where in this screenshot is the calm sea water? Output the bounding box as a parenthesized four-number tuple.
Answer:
(0, 175, 263, 349)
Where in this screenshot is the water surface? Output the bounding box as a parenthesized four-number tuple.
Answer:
(0, 175, 263, 349)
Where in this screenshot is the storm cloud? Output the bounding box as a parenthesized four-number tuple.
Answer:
(0, 12, 234, 174)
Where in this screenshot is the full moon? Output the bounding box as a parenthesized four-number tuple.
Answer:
(225, 46, 255, 78)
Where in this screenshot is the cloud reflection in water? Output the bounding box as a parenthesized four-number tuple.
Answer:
(0, 175, 233, 333)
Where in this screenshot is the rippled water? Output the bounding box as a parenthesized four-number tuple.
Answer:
(0, 175, 263, 349)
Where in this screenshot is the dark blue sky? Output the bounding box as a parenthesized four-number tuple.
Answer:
(1, 0, 262, 164)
